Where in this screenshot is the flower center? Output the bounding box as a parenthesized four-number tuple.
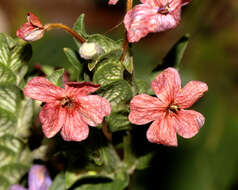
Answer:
(168, 104, 180, 114)
(61, 97, 74, 108)
(158, 4, 170, 15)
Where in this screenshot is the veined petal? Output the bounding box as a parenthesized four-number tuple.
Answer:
(129, 94, 165, 125)
(175, 81, 208, 109)
(153, 13, 180, 33)
(60, 109, 89, 141)
(151, 67, 181, 105)
(9, 184, 27, 190)
(28, 165, 52, 190)
(65, 82, 100, 97)
(39, 103, 64, 138)
(140, 0, 160, 6)
(174, 110, 205, 138)
(146, 113, 178, 146)
(124, 4, 159, 42)
(78, 95, 111, 126)
(24, 77, 64, 102)
(16, 23, 35, 40)
(27, 12, 43, 28)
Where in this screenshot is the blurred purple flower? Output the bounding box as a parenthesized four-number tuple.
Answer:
(9, 165, 52, 190)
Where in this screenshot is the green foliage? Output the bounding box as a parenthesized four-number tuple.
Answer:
(0, 33, 32, 189)
(47, 68, 64, 87)
(73, 14, 133, 73)
(49, 173, 65, 190)
(153, 34, 190, 71)
(64, 47, 84, 81)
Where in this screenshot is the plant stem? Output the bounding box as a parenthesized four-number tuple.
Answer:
(120, 0, 133, 62)
(102, 120, 112, 141)
(44, 23, 86, 43)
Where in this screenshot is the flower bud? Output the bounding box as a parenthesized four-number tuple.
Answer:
(16, 12, 45, 42)
(79, 42, 104, 60)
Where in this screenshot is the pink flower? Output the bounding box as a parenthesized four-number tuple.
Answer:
(129, 68, 208, 146)
(108, 0, 119, 5)
(24, 77, 111, 141)
(124, 0, 191, 42)
(16, 12, 45, 42)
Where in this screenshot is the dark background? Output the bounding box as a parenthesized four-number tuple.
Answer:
(1, 0, 238, 189)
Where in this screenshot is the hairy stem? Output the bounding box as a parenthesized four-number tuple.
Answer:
(44, 23, 86, 43)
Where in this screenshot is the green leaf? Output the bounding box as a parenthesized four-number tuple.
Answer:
(122, 51, 133, 74)
(153, 34, 190, 71)
(0, 85, 21, 117)
(106, 111, 131, 132)
(0, 134, 30, 189)
(64, 48, 83, 80)
(74, 172, 129, 190)
(47, 68, 64, 87)
(65, 143, 121, 189)
(73, 14, 88, 38)
(0, 33, 32, 86)
(97, 80, 132, 111)
(49, 173, 65, 190)
(16, 98, 33, 138)
(93, 58, 124, 87)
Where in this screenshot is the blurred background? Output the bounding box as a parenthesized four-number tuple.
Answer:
(1, 0, 238, 189)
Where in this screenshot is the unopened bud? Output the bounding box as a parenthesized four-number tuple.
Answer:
(79, 42, 103, 60)
(16, 12, 45, 42)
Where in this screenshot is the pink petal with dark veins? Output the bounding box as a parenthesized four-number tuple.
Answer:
(78, 95, 111, 127)
(65, 82, 100, 97)
(129, 94, 166, 125)
(146, 113, 178, 146)
(39, 103, 65, 138)
(175, 81, 208, 109)
(124, 4, 159, 42)
(151, 67, 181, 105)
(27, 12, 43, 28)
(24, 77, 65, 102)
(60, 109, 89, 141)
(174, 110, 205, 138)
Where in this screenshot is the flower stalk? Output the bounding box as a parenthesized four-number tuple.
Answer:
(120, 0, 133, 62)
(44, 23, 86, 43)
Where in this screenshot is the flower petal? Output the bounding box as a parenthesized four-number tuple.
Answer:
(16, 22, 35, 40)
(146, 114, 178, 146)
(174, 110, 205, 138)
(140, 0, 159, 6)
(28, 165, 52, 190)
(27, 12, 43, 28)
(124, 4, 159, 42)
(108, 0, 119, 5)
(175, 81, 208, 109)
(151, 67, 181, 105)
(78, 95, 111, 126)
(60, 109, 89, 141)
(24, 77, 64, 102)
(129, 94, 165, 125)
(181, 0, 191, 6)
(9, 184, 27, 190)
(65, 82, 100, 97)
(39, 103, 64, 138)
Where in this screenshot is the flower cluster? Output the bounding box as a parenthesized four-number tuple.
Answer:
(19, 0, 208, 147)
